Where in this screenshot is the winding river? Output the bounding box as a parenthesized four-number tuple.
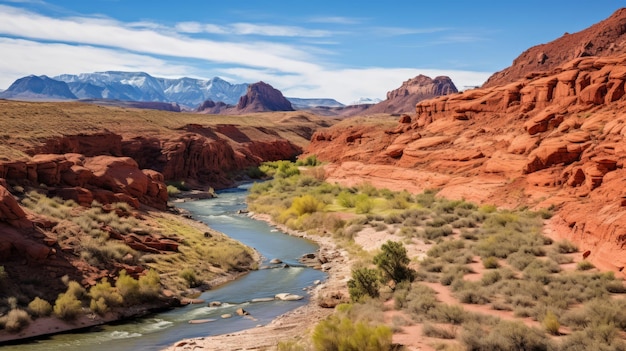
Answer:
(4, 183, 326, 351)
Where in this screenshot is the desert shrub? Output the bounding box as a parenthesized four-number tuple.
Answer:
(89, 278, 123, 310)
(277, 340, 306, 351)
(259, 160, 300, 178)
(116, 270, 140, 303)
(457, 289, 491, 305)
(290, 194, 324, 216)
(27, 297, 52, 317)
(374, 241, 415, 284)
(577, 260, 595, 271)
(461, 320, 550, 351)
(605, 280, 626, 293)
(482, 256, 500, 269)
(90, 297, 109, 316)
(556, 327, 626, 351)
(166, 185, 180, 196)
(53, 292, 83, 320)
(2, 309, 30, 332)
(312, 316, 392, 351)
(354, 194, 373, 214)
(422, 322, 457, 339)
(481, 270, 503, 286)
(543, 310, 560, 335)
(555, 239, 578, 254)
(415, 189, 438, 208)
(178, 268, 198, 289)
(393, 281, 411, 309)
(337, 191, 356, 208)
(138, 269, 162, 298)
(66, 281, 87, 300)
(295, 154, 320, 167)
(348, 267, 380, 302)
(507, 251, 536, 271)
(428, 303, 467, 324)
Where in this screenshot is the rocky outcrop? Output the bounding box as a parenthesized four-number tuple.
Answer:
(364, 75, 457, 114)
(0, 153, 168, 209)
(484, 8, 626, 88)
(306, 53, 626, 272)
(196, 100, 231, 114)
(235, 82, 294, 113)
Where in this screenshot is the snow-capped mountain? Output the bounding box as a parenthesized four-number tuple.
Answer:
(349, 97, 383, 105)
(287, 97, 344, 108)
(0, 75, 77, 100)
(54, 72, 249, 107)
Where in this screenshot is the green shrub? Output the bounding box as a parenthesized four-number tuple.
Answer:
(354, 194, 373, 214)
(27, 297, 52, 317)
(53, 292, 83, 320)
(374, 241, 415, 284)
(312, 316, 392, 351)
(290, 194, 324, 216)
(2, 309, 31, 333)
(348, 267, 380, 302)
(166, 185, 180, 196)
(295, 154, 320, 167)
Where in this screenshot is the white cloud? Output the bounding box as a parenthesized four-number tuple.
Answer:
(0, 5, 320, 74)
(0, 37, 192, 88)
(0, 5, 494, 103)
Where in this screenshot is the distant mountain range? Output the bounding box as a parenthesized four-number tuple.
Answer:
(0, 71, 344, 110)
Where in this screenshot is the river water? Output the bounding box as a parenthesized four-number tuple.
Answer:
(4, 183, 326, 351)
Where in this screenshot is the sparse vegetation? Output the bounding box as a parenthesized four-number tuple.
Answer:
(248, 162, 626, 350)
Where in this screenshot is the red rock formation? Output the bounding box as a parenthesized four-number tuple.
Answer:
(306, 53, 626, 272)
(235, 81, 294, 113)
(365, 75, 458, 114)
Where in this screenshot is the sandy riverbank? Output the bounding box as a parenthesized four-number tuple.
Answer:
(162, 213, 352, 351)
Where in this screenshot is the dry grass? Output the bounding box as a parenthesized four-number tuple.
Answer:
(0, 100, 338, 157)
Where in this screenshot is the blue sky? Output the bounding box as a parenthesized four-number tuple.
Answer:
(0, 0, 621, 104)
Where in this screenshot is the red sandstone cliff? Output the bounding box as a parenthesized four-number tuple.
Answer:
(365, 75, 458, 114)
(306, 53, 626, 273)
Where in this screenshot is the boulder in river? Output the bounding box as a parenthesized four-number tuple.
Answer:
(275, 293, 303, 301)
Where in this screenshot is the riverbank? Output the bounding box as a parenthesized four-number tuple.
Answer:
(0, 206, 261, 346)
(163, 212, 352, 351)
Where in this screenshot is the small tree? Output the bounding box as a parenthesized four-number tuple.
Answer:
(348, 267, 380, 302)
(373, 240, 415, 284)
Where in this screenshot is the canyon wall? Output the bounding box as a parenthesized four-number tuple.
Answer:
(306, 54, 626, 272)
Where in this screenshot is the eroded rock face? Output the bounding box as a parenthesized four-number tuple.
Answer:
(363, 75, 458, 114)
(0, 154, 168, 210)
(235, 81, 294, 113)
(306, 53, 626, 271)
